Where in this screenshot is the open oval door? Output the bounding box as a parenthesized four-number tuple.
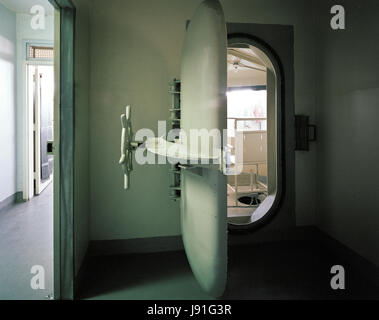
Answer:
(180, 0, 228, 297)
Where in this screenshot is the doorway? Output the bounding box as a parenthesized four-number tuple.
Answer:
(226, 23, 295, 233)
(226, 41, 278, 227)
(0, 0, 57, 299)
(27, 64, 54, 196)
(0, 0, 77, 300)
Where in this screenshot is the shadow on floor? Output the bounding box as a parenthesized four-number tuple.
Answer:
(78, 251, 213, 300)
(224, 240, 379, 299)
(78, 239, 379, 300)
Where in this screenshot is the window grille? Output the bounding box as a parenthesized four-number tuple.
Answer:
(28, 45, 54, 60)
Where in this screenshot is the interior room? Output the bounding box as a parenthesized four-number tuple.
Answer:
(226, 45, 269, 225)
(0, 0, 379, 301)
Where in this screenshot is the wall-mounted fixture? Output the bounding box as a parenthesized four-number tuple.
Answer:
(295, 115, 317, 151)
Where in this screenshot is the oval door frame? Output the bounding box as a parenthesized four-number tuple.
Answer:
(227, 33, 285, 234)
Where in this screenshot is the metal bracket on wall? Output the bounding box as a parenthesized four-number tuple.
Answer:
(295, 115, 317, 151)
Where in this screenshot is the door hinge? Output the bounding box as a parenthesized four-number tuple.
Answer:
(295, 115, 317, 151)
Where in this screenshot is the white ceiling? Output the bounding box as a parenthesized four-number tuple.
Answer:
(227, 48, 266, 71)
(227, 48, 267, 87)
(0, 0, 54, 14)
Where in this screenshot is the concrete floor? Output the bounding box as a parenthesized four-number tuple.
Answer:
(2, 182, 377, 300)
(78, 238, 379, 300)
(0, 184, 53, 300)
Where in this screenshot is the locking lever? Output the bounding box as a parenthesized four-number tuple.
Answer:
(119, 105, 143, 190)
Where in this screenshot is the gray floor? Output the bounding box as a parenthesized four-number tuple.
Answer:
(0, 184, 53, 300)
(2, 182, 377, 300)
(78, 238, 379, 300)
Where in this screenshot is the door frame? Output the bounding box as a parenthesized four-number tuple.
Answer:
(33, 65, 54, 195)
(24, 61, 54, 200)
(226, 23, 296, 233)
(227, 34, 283, 231)
(49, 0, 76, 300)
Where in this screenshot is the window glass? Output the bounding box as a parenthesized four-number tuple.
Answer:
(227, 89, 267, 136)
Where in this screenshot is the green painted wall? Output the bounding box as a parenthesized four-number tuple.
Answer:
(315, 0, 379, 266)
(72, 0, 90, 275)
(85, 0, 317, 241)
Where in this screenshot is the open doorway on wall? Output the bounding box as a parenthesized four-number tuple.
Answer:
(0, 0, 55, 299)
(226, 43, 277, 227)
(27, 57, 54, 197)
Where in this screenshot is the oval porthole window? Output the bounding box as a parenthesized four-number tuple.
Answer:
(226, 36, 282, 231)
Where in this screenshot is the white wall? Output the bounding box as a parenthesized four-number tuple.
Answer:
(86, 0, 317, 241)
(15, 13, 54, 194)
(315, 0, 379, 266)
(0, 3, 17, 202)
